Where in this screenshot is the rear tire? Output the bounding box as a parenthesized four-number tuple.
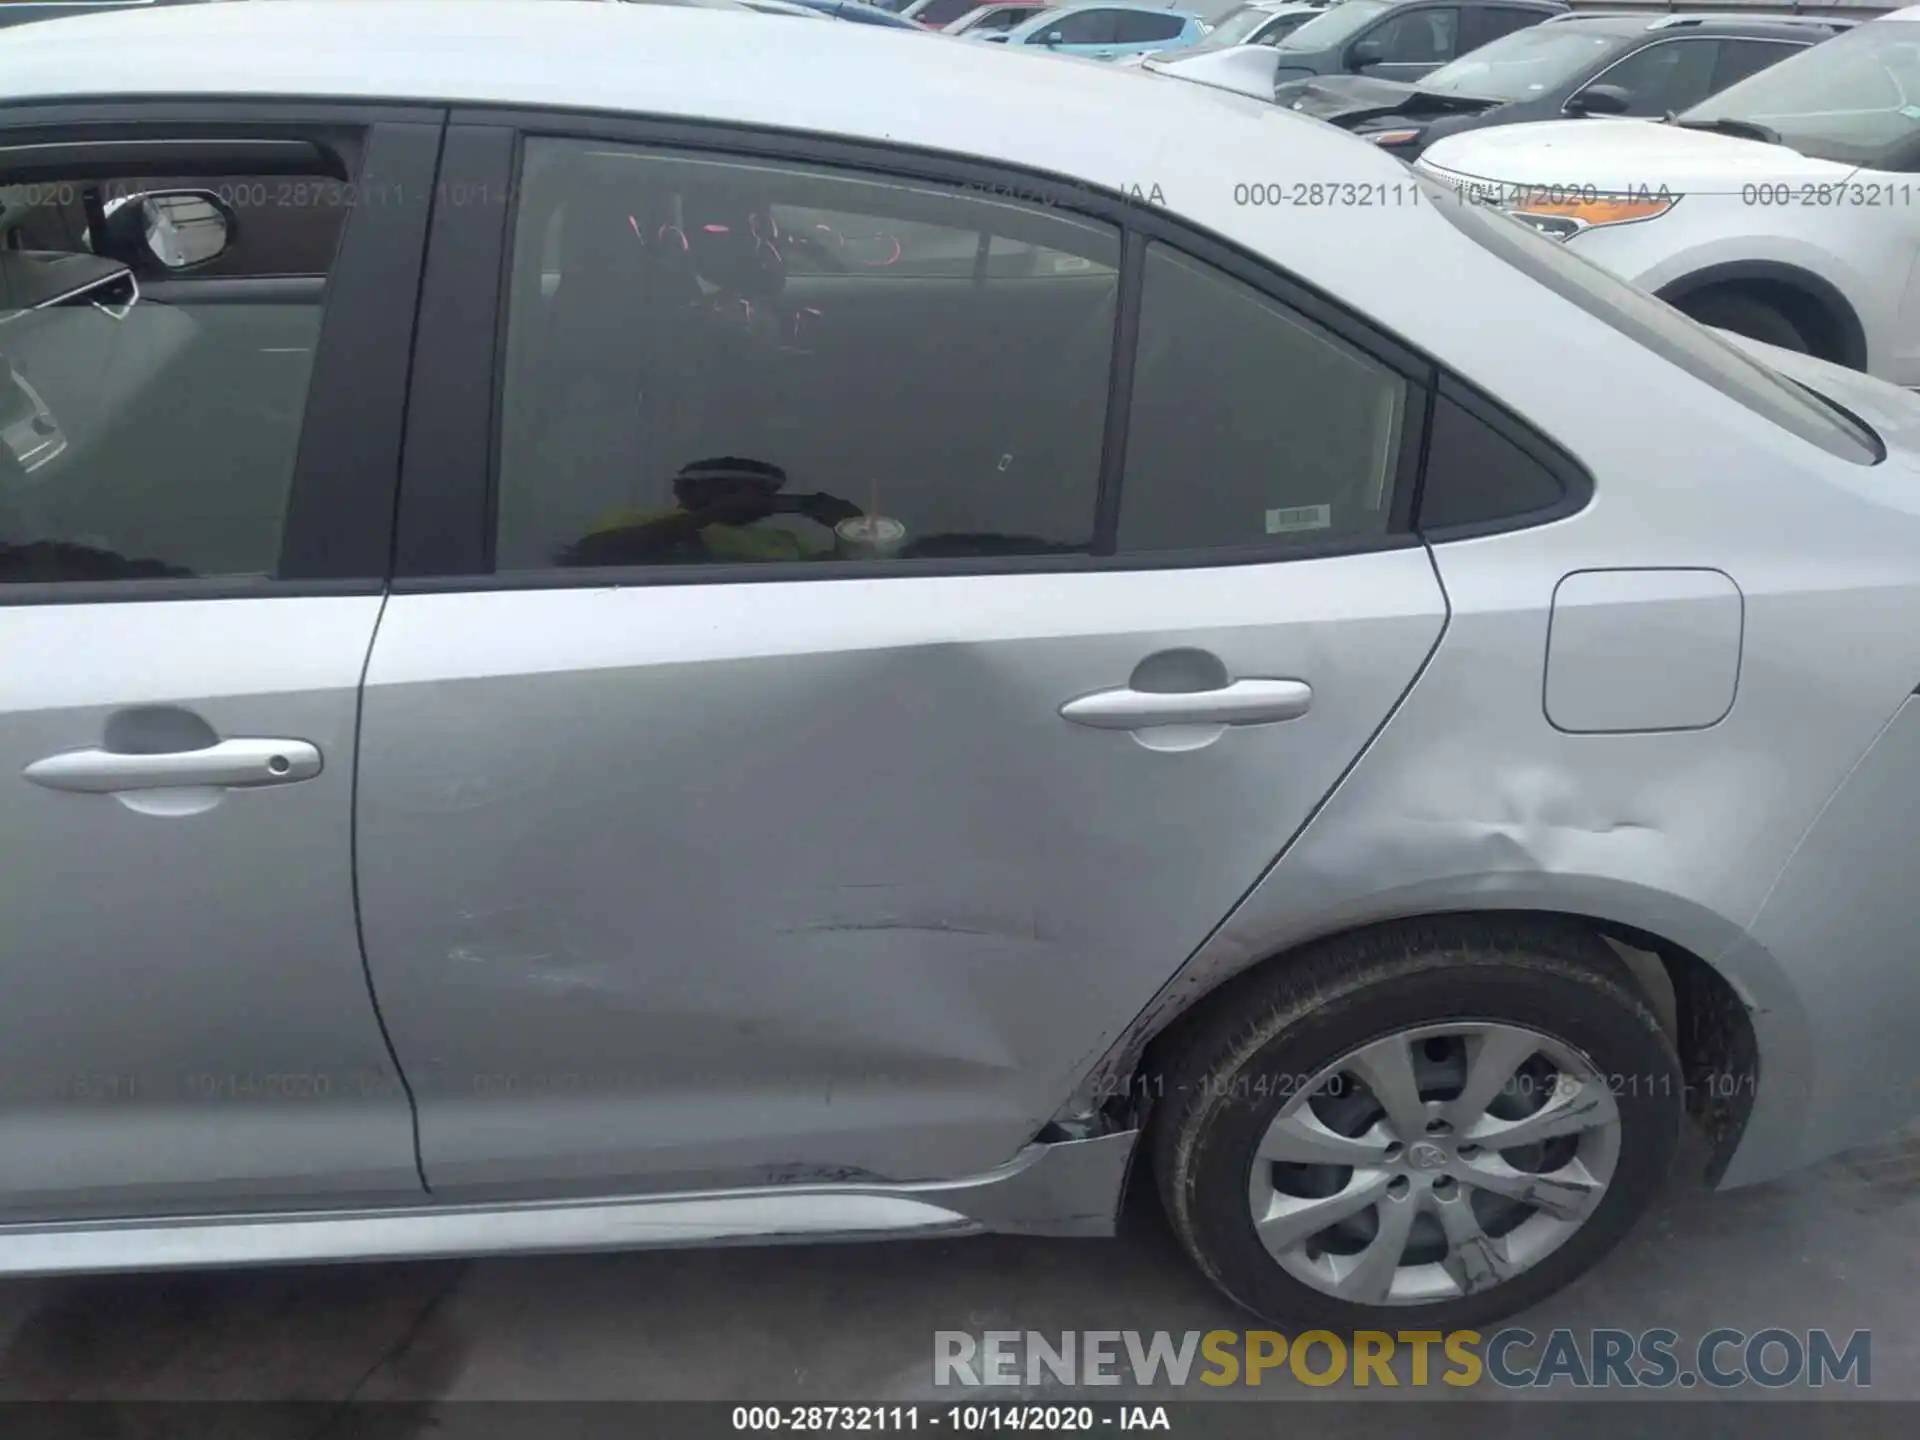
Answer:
(1676, 290, 1808, 353)
(1150, 917, 1682, 1330)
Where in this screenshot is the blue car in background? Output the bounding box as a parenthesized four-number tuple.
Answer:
(983, 4, 1208, 60)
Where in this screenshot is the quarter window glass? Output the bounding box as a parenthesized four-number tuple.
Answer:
(0, 165, 342, 584)
(494, 140, 1121, 571)
(1415, 392, 1565, 531)
(1118, 245, 1407, 551)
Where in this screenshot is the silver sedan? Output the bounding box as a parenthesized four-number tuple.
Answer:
(1, 0, 1916, 1330)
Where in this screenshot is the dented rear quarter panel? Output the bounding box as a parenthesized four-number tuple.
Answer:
(1085, 354, 1920, 1192)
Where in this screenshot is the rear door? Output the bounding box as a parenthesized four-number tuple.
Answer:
(355, 119, 1446, 1200)
(0, 105, 438, 1217)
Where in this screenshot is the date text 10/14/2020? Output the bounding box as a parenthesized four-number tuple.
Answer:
(732, 1407, 1172, 1432)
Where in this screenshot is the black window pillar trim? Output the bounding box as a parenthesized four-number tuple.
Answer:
(391, 123, 515, 580)
(280, 115, 446, 582)
(1090, 229, 1146, 556)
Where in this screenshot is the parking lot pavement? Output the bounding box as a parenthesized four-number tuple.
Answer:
(0, 1125, 1911, 1413)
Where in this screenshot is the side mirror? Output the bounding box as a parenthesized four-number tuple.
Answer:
(98, 189, 236, 272)
(1566, 83, 1632, 117)
(1348, 38, 1385, 69)
(1040, 30, 1064, 45)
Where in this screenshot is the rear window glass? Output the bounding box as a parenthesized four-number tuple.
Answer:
(1423, 180, 1880, 465)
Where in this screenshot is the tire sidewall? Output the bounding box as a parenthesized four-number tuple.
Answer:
(1176, 960, 1682, 1331)
(1680, 294, 1807, 353)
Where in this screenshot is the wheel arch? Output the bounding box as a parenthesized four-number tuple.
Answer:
(1080, 904, 1776, 1191)
(1657, 260, 1869, 372)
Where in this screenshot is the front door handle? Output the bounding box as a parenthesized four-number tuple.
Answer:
(1060, 679, 1313, 730)
(24, 738, 322, 794)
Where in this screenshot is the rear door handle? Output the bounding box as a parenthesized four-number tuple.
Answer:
(24, 738, 322, 794)
(1060, 679, 1313, 730)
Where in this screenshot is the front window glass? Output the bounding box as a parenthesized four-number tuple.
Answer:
(1420, 25, 1621, 101)
(1426, 179, 1880, 464)
(1208, 4, 1280, 46)
(1276, 0, 1390, 51)
(1680, 19, 1920, 168)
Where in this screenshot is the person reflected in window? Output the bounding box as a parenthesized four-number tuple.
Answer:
(559, 456, 863, 565)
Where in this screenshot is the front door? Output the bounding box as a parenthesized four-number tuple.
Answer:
(0, 110, 438, 1218)
(355, 124, 1446, 1199)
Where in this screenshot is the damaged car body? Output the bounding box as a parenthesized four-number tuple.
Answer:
(7, 0, 1920, 1329)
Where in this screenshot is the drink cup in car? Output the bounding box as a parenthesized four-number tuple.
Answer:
(834, 515, 906, 559)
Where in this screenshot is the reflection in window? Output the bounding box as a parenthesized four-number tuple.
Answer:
(494, 140, 1121, 571)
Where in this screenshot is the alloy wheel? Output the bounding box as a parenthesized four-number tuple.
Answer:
(1245, 1021, 1622, 1306)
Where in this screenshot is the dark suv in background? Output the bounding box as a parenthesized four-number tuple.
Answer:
(1259, 0, 1568, 84)
(1281, 12, 1850, 158)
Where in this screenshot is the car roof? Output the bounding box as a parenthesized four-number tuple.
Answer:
(1540, 11, 1845, 38)
(0, 2, 1296, 153)
(1012, 0, 1194, 13)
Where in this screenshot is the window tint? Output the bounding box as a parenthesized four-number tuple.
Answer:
(1585, 39, 1721, 116)
(1042, 9, 1119, 42)
(494, 141, 1121, 571)
(1712, 37, 1805, 94)
(1415, 392, 1566, 531)
(1118, 245, 1408, 552)
(0, 166, 342, 584)
(1364, 7, 1459, 64)
(1113, 10, 1184, 42)
(1476, 6, 1547, 46)
(1425, 179, 1879, 463)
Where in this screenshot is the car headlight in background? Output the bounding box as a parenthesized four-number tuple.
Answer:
(1504, 193, 1678, 240)
(1365, 129, 1422, 148)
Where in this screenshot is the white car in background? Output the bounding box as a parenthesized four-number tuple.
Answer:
(1417, 6, 1920, 385)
